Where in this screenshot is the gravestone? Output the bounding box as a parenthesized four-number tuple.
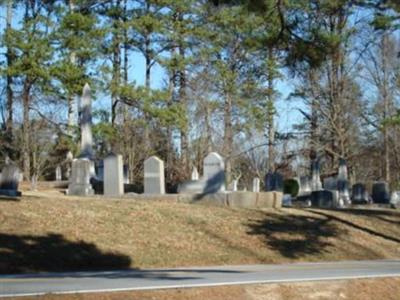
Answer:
(310, 160, 322, 191)
(123, 165, 130, 184)
(372, 181, 390, 204)
(323, 176, 338, 191)
(252, 177, 260, 192)
(79, 83, 94, 159)
(391, 191, 400, 208)
(0, 160, 22, 197)
(191, 166, 199, 181)
(104, 153, 124, 196)
(351, 183, 369, 204)
(264, 171, 283, 192)
(144, 156, 165, 194)
(337, 159, 350, 204)
(55, 165, 62, 181)
(297, 176, 312, 196)
(311, 190, 334, 208)
(203, 152, 225, 193)
(229, 179, 238, 191)
(66, 159, 94, 196)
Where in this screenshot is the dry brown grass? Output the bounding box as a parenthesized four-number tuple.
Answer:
(0, 190, 399, 273)
(4, 278, 400, 300)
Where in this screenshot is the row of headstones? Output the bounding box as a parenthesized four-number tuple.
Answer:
(67, 151, 268, 196)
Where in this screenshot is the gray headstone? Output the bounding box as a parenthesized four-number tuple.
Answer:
(351, 183, 369, 204)
(203, 152, 225, 192)
(372, 181, 390, 204)
(252, 177, 260, 192)
(66, 158, 94, 196)
(338, 159, 348, 180)
(191, 167, 199, 181)
(228, 179, 238, 191)
(391, 191, 400, 208)
(297, 176, 312, 196)
(311, 190, 334, 208)
(123, 165, 130, 184)
(310, 159, 322, 191)
(144, 156, 165, 194)
(203, 152, 224, 180)
(0, 161, 22, 197)
(79, 83, 93, 159)
(264, 171, 283, 192)
(55, 165, 62, 181)
(104, 153, 124, 196)
(323, 176, 338, 191)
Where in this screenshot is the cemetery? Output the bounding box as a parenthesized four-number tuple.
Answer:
(1, 1, 400, 298)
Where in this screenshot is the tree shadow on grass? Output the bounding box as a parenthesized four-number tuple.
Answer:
(246, 211, 343, 259)
(0, 233, 132, 274)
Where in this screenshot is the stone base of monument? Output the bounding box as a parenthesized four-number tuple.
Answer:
(66, 159, 94, 196)
(0, 189, 22, 197)
(176, 191, 282, 208)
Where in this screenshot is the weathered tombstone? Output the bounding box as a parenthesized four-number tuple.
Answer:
(372, 181, 390, 204)
(297, 176, 312, 196)
(323, 176, 338, 191)
(104, 153, 124, 196)
(79, 83, 94, 159)
(203, 152, 225, 193)
(144, 156, 165, 194)
(252, 177, 260, 192)
(191, 166, 199, 181)
(351, 183, 369, 204)
(123, 165, 130, 184)
(311, 190, 334, 208)
(96, 161, 104, 181)
(55, 165, 62, 181)
(391, 191, 400, 208)
(337, 159, 348, 180)
(229, 179, 238, 191)
(264, 171, 283, 192)
(0, 160, 22, 197)
(310, 159, 322, 191)
(66, 159, 94, 196)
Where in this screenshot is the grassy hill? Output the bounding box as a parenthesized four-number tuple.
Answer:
(0, 191, 399, 274)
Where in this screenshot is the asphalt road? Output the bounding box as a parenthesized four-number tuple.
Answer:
(1, 260, 400, 298)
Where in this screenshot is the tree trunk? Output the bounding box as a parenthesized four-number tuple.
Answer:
(223, 92, 233, 184)
(67, 0, 76, 137)
(178, 45, 189, 177)
(22, 82, 31, 180)
(111, 0, 121, 127)
(5, 0, 14, 157)
(266, 48, 275, 172)
(381, 33, 390, 182)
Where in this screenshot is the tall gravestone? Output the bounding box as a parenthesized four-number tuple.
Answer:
(104, 153, 124, 196)
(55, 166, 62, 181)
(144, 156, 165, 194)
(79, 83, 93, 159)
(0, 159, 22, 197)
(67, 83, 95, 196)
(337, 159, 350, 204)
(252, 177, 260, 192)
(372, 181, 390, 204)
(191, 167, 199, 181)
(310, 160, 322, 191)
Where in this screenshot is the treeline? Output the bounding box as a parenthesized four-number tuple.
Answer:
(0, 0, 399, 190)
